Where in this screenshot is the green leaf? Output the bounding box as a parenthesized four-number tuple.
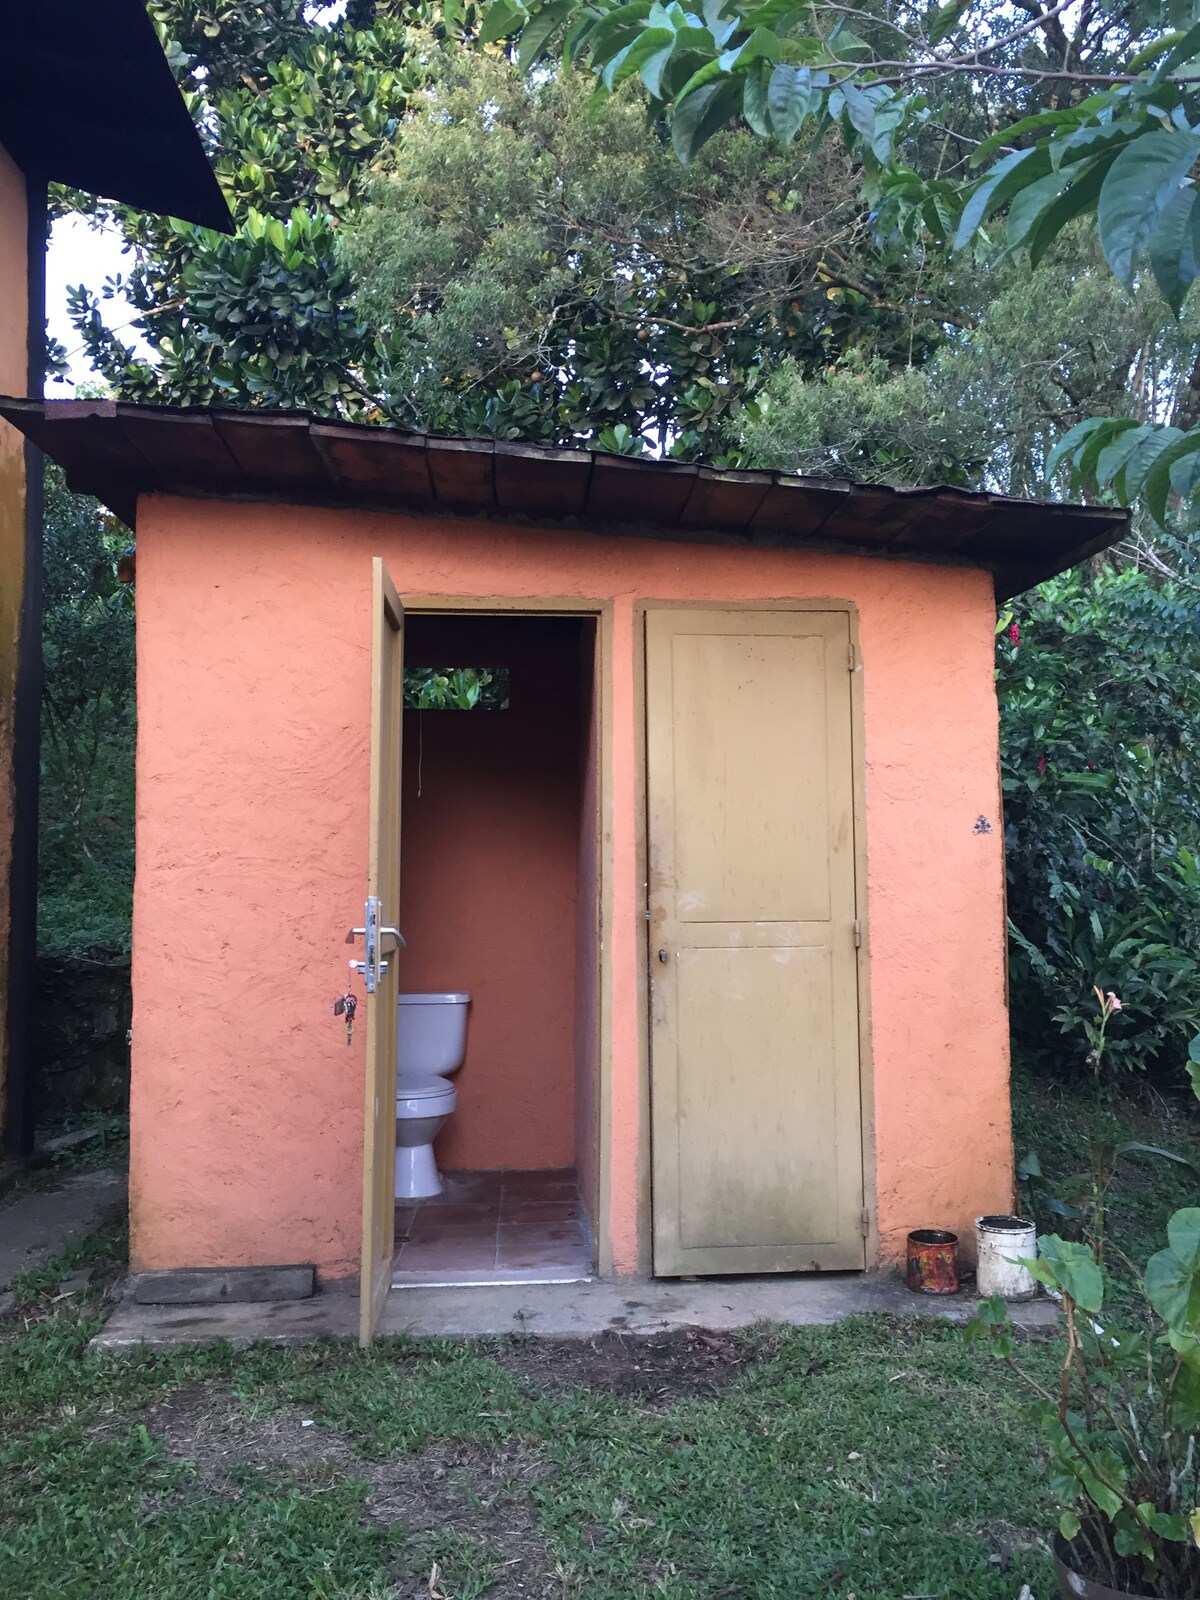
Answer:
(1120, 425, 1186, 504)
(1093, 423, 1153, 489)
(607, 26, 676, 87)
(972, 107, 1084, 169)
(518, 0, 576, 70)
(671, 49, 733, 105)
(1027, 157, 1110, 266)
(1141, 429, 1200, 523)
(766, 63, 814, 144)
(1189, 1031, 1200, 1064)
(955, 148, 1047, 253)
(1077, 416, 1138, 486)
(1005, 170, 1071, 249)
(1150, 185, 1200, 314)
(478, 0, 527, 44)
(926, 0, 966, 46)
(1059, 1510, 1082, 1542)
(1045, 417, 1110, 481)
(640, 40, 677, 98)
(1147, 1210, 1200, 1329)
(1097, 127, 1200, 285)
(1113, 1141, 1200, 1178)
(742, 61, 771, 136)
(670, 77, 740, 163)
(1169, 1208, 1200, 1270)
(1037, 1235, 1104, 1312)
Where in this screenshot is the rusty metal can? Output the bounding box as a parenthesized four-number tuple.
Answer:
(906, 1229, 960, 1294)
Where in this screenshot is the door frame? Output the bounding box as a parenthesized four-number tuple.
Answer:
(396, 594, 615, 1277)
(635, 599, 877, 1273)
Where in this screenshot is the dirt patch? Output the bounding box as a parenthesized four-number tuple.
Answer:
(124, 1382, 559, 1597)
(493, 1326, 779, 1406)
(125, 1380, 360, 1492)
(372, 1438, 555, 1598)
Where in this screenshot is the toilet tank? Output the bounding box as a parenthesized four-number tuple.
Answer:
(397, 992, 471, 1080)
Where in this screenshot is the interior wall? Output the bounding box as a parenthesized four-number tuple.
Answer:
(398, 614, 585, 1171)
(573, 624, 599, 1225)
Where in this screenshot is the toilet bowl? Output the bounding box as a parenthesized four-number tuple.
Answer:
(394, 992, 471, 1200)
(394, 1077, 458, 1199)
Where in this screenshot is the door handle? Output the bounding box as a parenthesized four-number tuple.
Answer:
(346, 900, 405, 993)
(658, 948, 670, 964)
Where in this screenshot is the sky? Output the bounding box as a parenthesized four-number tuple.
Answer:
(45, 216, 153, 390)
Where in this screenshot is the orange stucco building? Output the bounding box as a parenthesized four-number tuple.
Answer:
(0, 400, 1127, 1337)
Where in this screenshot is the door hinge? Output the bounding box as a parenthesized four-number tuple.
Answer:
(853, 919, 862, 949)
(860, 1207, 871, 1238)
(848, 640, 858, 672)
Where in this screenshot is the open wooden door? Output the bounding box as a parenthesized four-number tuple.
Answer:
(646, 608, 865, 1276)
(359, 559, 404, 1345)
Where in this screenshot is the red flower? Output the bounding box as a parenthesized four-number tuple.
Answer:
(1037, 756, 1047, 775)
(1008, 622, 1020, 645)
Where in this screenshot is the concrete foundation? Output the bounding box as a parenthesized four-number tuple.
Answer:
(90, 1270, 1058, 1350)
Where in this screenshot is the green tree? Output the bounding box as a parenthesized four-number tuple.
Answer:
(997, 543, 1200, 1080)
(64, 0, 438, 414)
(39, 468, 137, 958)
(346, 42, 954, 452)
(736, 224, 1200, 496)
(61, 3, 961, 452)
(486, 0, 1200, 513)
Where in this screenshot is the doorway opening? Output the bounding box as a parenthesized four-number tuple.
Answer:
(391, 612, 600, 1287)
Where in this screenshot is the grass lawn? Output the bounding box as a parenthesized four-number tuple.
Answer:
(2, 1075, 1198, 1600)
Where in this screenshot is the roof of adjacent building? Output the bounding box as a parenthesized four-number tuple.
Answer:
(0, 396, 1130, 599)
(0, 0, 231, 232)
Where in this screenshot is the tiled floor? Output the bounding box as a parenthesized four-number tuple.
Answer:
(392, 1168, 593, 1288)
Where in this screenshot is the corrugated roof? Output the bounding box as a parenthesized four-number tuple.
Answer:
(0, 397, 1130, 599)
(0, 0, 231, 232)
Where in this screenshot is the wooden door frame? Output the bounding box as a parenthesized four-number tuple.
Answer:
(397, 594, 614, 1278)
(360, 560, 404, 1345)
(635, 599, 877, 1273)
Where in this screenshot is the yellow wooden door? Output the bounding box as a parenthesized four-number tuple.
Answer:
(646, 608, 865, 1276)
(359, 560, 404, 1345)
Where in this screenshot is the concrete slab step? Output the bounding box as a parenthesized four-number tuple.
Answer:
(89, 1270, 1058, 1350)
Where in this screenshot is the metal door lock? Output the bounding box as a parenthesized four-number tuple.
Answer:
(345, 897, 406, 994)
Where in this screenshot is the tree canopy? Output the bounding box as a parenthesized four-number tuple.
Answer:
(483, 0, 1200, 516)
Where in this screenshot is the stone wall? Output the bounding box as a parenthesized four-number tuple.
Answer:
(34, 957, 130, 1121)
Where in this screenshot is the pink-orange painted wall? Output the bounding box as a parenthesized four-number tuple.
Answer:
(572, 624, 600, 1225)
(397, 613, 585, 1172)
(130, 495, 1013, 1278)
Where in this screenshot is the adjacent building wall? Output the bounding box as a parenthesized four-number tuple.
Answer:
(130, 496, 1012, 1278)
(0, 142, 29, 1153)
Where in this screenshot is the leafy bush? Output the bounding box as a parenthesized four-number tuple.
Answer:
(38, 469, 135, 959)
(1000, 542, 1200, 1079)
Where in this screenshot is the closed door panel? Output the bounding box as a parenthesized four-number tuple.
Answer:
(647, 609, 865, 1276)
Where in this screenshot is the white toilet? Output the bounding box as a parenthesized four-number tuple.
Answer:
(394, 992, 471, 1200)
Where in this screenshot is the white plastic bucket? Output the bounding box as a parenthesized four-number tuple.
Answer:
(975, 1214, 1038, 1301)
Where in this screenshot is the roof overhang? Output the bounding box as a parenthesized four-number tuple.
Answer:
(0, 397, 1130, 599)
(0, 0, 231, 232)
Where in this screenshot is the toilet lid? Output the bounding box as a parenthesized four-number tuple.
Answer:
(396, 1077, 455, 1101)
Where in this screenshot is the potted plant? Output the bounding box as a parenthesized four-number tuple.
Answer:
(969, 1218, 1200, 1598)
